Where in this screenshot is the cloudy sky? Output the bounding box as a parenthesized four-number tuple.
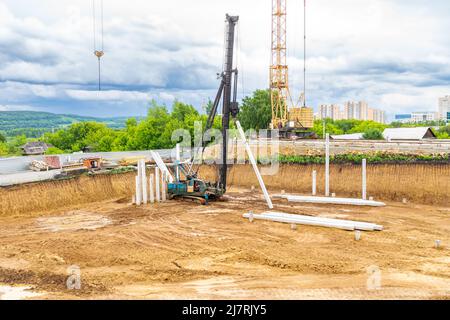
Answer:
(0, 0, 449, 120)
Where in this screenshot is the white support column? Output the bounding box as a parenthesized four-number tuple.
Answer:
(175, 143, 181, 181)
(149, 174, 155, 204)
(155, 168, 161, 202)
(312, 170, 317, 196)
(325, 133, 330, 197)
(141, 160, 148, 204)
(161, 172, 167, 202)
(236, 121, 273, 209)
(135, 176, 142, 206)
(362, 159, 367, 200)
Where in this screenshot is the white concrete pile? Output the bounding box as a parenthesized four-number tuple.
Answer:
(278, 195, 386, 207)
(150, 151, 174, 183)
(236, 121, 274, 209)
(243, 211, 383, 231)
(134, 158, 167, 206)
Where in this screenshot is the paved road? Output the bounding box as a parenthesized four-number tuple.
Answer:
(0, 149, 176, 175)
(0, 149, 178, 187)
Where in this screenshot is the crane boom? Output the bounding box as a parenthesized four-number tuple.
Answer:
(270, 0, 289, 129)
(270, 0, 314, 137)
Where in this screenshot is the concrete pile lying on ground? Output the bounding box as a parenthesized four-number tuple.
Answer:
(243, 211, 383, 231)
(275, 195, 386, 207)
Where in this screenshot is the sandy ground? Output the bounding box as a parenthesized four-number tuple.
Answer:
(0, 188, 449, 300)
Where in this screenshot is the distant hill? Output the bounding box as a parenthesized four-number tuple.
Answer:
(0, 111, 142, 138)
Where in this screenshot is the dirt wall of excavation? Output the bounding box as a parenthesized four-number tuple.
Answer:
(0, 163, 448, 217)
(211, 163, 449, 206)
(0, 173, 136, 217)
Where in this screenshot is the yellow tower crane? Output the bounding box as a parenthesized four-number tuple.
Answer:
(270, 0, 314, 138)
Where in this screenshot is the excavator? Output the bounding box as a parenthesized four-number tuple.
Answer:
(166, 14, 240, 205)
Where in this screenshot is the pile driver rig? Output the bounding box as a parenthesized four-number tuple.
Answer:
(167, 14, 240, 204)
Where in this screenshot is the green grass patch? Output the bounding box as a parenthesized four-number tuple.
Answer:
(277, 153, 450, 165)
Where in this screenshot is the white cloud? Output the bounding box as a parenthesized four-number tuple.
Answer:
(0, 104, 37, 111)
(0, 0, 448, 118)
(65, 89, 152, 102)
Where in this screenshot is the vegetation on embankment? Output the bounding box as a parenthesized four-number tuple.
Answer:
(277, 153, 450, 165)
(213, 163, 450, 206)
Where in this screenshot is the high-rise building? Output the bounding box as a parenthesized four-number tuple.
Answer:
(368, 108, 385, 124)
(318, 104, 341, 120)
(344, 101, 356, 119)
(343, 101, 379, 121)
(411, 112, 440, 123)
(319, 102, 384, 123)
(358, 101, 369, 120)
(438, 96, 450, 120)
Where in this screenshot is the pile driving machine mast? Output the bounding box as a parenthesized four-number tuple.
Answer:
(170, 15, 239, 204)
(190, 14, 239, 192)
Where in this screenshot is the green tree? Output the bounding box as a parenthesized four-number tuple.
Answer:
(7, 134, 27, 155)
(43, 122, 115, 152)
(348, 121, 387, 134)
(334, 119, 361, 133)
(363, 128, 384, 140)
(203, 99, 214, 115)
(312, 120, 344, 138)
(171, 101, 199, 122)
(125, 117, 138, 129)
(0, 132, 6, 143)
(238, 89, 272, 131)
(45, 147, 65, 155)
(0, 142, 8, 156)
(134, 103, 172, 149)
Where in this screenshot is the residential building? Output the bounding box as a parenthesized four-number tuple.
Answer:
(395, 114, 412, 123)
(319, 101, 384, 123)
(344, 101, 369, 120)
(358, 101, 369, 120)
(438, 96, 450, 121)
(411, 112, 440, 123)
(344, 101, 356, 119)
(318, 104, 341, 120)
(394, 112, 439, 123)
(343, 101, 384, 123)
(368, 108, 385, 124)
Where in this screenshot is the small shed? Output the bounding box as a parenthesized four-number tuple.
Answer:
(21, 142, 53, 156)
(330, 133, 364, 140)
(82, 157, 102, 170)
(383, 127, 437, 141)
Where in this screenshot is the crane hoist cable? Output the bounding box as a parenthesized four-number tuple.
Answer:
(92, 0, 104, 91)
(303, 0, 306, 108)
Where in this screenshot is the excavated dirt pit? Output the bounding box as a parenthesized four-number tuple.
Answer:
(0, 188, 448, 300)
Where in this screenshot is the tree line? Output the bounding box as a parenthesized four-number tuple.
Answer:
(0, 89, 449, 157)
